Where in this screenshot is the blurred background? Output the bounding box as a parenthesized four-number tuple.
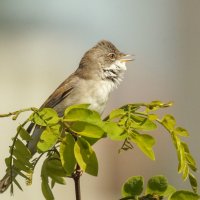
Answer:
(0, 0, 199, 199)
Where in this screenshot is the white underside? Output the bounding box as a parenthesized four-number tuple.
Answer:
(55, 79, 114, 114)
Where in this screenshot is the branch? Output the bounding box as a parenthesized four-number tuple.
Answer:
(72, 164, 82, 200)
(0, 107, 38, 120)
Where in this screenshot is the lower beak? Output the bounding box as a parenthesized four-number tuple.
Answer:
(120, 54, 134, 63)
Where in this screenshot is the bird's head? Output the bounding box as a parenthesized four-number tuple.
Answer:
(78, 40, 133, 84)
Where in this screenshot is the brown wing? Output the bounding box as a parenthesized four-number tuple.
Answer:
(41, 73, 78, 108)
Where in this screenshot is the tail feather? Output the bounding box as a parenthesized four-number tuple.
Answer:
(0, 173, 11, 193)
(27, 125, 43, 155)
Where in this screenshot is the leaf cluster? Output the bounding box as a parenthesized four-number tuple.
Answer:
(160, 115, 197, 192)
(120, 175, 200, 200)
(0, 101, 198, 200)
(107, 101, 198, 192)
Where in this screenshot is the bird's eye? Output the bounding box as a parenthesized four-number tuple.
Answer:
(108, 53, 116, 60)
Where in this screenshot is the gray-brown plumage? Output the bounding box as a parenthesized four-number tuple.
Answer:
(0, 40, 133, 193)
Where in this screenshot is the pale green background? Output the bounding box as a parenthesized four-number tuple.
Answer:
(0, 0, 199, 199)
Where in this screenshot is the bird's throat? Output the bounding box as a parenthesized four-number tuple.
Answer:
(102, 60, 127, 86)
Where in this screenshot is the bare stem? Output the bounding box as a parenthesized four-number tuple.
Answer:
(70, 132, 82, 200)
(0, 107, 38, 120)
(73, 164, 81, 200)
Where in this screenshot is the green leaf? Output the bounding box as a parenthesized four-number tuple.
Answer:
(64, 107, 101, 123)
(74, 137, 98, 176)
(176, 142, 193, 179)
(51, 180, 56, 189)
(174, 127, 189, 137)
(181, 142, 189, 153)
(60, 134, 76, 175)
(13, 158, 30, 173)
(103, 122, 126, 140)
(10, 183, 13, 195)
(148, 114, 158, 121)
(13, 149, 32, 167)
(15, 139, 32, 159)
(171, 134, 184, 174)
(13, 179, 23, 191)
(182, 164, 189, 180)
(118, 116, 128, 126)
(14, 169, 30, 180)
(186, 153, 197, 172)
(162, 184, 176, 197)
(121, 176, 144, 197)
(43, 157, 65, 188)
(5, 157, 11, 168)
(47, 173, 66, 185)
(149, 100, 165, 109)
(64, 107, 105, 138)
(69, 121, 105, 138)
(131, 133, 155, 160)
(180, 142, 197, 171)
(177, 144, 185, 174)
(37, 124, 61, 152)
(171, 134, 180, 150)
(32, 108, 60, 126)
(41, 159, 55, 200)
(46, 159, 67, 177)
(170, 190, 200, 200)
(41, 177, 54, 200)
(161, 114, 176, 131)
(64, 104, 90, 116)
(148, 101, 173, 111)
(17, 125, 32, 141)
(189, 173, 198, 193)
(82, 136, 100, 145)
(109, 109, 126, 120)
(131, 115, 157, 131)
(146, 175, 168, 195)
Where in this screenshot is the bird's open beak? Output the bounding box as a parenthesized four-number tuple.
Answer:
(120, 54, 134, 63)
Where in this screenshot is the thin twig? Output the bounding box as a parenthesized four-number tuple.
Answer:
(0, 107, 38, 120)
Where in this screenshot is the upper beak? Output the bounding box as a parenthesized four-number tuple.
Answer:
(120, 54, 135, 63)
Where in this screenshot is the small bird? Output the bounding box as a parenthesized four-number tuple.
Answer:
(0, 40, 133, 193)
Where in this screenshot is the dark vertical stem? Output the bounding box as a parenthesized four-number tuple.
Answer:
(73, 164, 81, 200)
(71, 133, 82, 200)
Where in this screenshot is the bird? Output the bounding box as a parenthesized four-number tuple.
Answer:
(0, 40, 133, 193)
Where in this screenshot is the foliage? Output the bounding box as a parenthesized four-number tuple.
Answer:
(0, 101, 199, 200)
(120, 175, 199, 200)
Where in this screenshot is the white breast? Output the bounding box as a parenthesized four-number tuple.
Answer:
(55, 79, 116, 115)
(77, 79, 116, 114)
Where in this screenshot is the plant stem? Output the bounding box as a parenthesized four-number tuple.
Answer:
(71, 132, 82, 200)
(73, 164, 81, 200)
(0, 107, 38, 120)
